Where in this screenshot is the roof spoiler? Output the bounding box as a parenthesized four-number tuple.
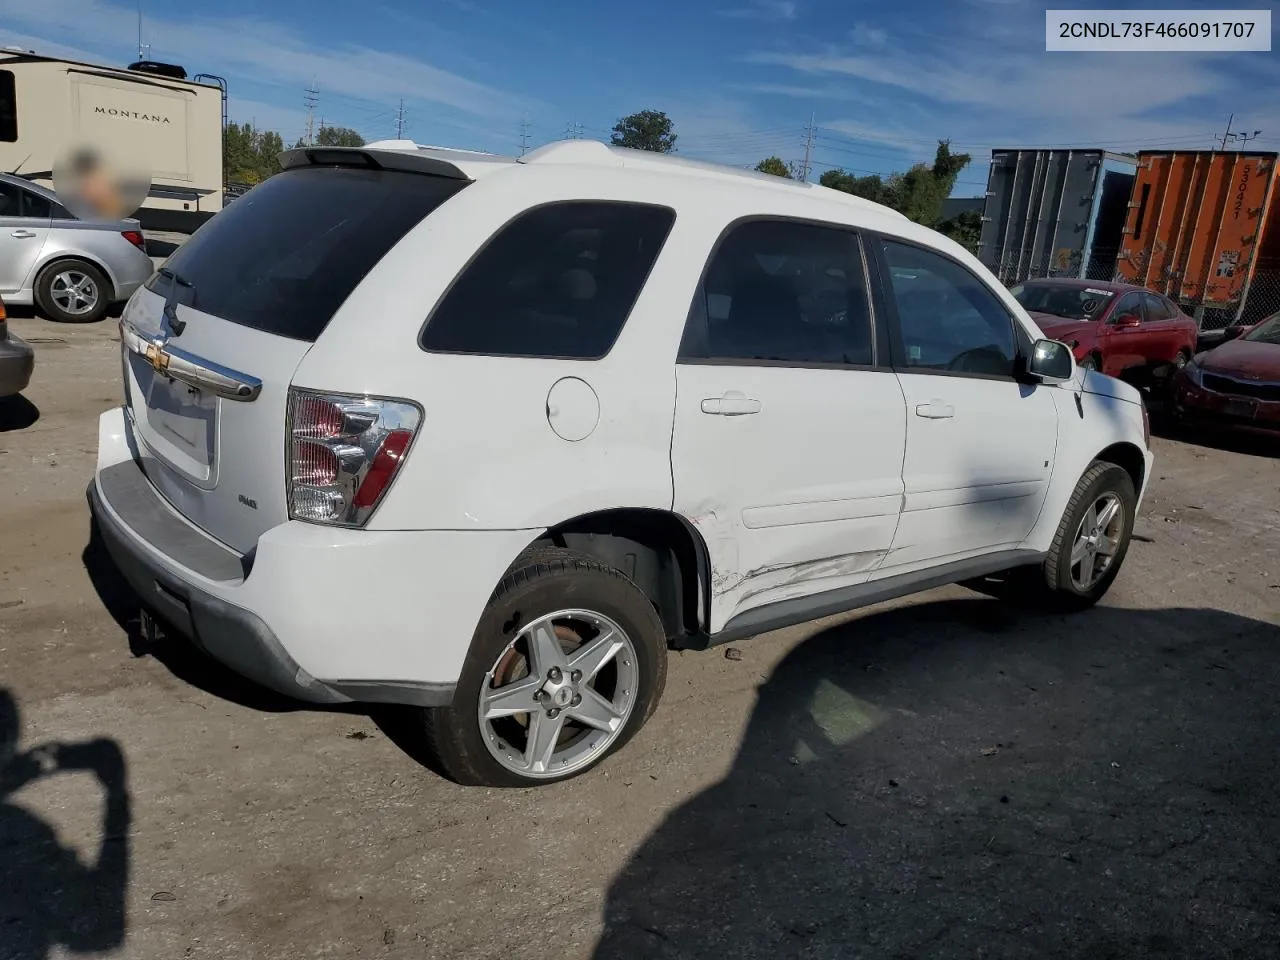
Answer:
(278, 146, 473, 181)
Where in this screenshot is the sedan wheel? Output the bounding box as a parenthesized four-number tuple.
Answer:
(50, 270, 100, 318)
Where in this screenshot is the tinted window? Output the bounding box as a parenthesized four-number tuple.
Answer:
(1112, 292, 1144, 322)
(882, 241, 1016, 377)
(422, 202, 675, 358)
(20, 189, 52, 219)
(0, 181, 18, 217)
(681, 219, 872, 365)
(0, 71, 15, 143)
(1011, 282, 1114, 321)
(1143, 292, 1176, 320)
(146, 166, 468, 342)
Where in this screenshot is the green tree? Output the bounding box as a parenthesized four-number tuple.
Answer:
(818, 140, 972, 229)
(818, 168, 895, 206)
(937, 208, 982, 254)
(315, 125, 365, 147)
(610, 110, 677, 153)
(754, 156, 793, 178)
(223, 123, 285, 184)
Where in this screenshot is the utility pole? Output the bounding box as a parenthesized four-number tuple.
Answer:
(396, 98, 406, 139)
(564, 120, 583, 141)
(520, 112, 531, 156)
(1219, 113, 1234, 151)
(136, 0, 144, 60)
(303, 81, 319, 145)
(800, 112, 816, 182)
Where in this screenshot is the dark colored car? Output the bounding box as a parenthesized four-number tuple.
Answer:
(1172, 310, 1280, 434)
(1010, 279, 1199, 387)
(0, 294, 35, 397)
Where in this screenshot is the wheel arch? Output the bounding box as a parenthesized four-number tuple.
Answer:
(1094, 440, 1146, 495)
(524, 508, 712, 645)
(34, 253, 118, 301)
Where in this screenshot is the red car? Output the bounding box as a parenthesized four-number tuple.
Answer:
(1172, 310, 1280, 434)
(1010, 279, 1199, 387)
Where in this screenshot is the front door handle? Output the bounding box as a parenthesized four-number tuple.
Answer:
(701, 391, 761, 416)
(9, 230, 37, 239)
(915, 400, 955, 419)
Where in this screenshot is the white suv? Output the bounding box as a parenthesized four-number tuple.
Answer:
(90, 140, 1153, 787)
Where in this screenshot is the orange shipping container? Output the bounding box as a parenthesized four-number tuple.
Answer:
(1117, 151, 1280, 312)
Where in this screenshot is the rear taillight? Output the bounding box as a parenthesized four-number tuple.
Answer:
(121, 230, 146, 251)
(286, 389, 422, 527)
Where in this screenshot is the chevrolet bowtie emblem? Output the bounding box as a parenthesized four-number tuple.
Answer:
(144, 342, 171, 375)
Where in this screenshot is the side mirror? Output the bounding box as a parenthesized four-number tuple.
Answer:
(1027, 339, 1074, 384)
(1114, 312, 1141, 329)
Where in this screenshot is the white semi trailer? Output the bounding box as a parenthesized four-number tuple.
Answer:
(0, 50, 225, 233)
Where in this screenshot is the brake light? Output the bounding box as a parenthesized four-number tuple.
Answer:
(121, 230, 146, 251)
(287, 389, 422, 527)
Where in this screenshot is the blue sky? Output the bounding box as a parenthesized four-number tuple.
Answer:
(2, 0, 1277, 197)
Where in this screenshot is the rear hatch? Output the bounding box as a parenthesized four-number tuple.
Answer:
(120, 162, 468, 555)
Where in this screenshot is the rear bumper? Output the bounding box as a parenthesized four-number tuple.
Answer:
(0, 333, 35, 397)
(90, 406, 537, 707)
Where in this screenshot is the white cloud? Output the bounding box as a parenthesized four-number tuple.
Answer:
(0, 0, 541, 124)
(743, 4, 1280, 156)
(720, 1, 798, 22)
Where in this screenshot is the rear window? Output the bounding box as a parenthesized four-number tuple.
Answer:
(421, 201, 676, 359)
(146, 165, 467, 342)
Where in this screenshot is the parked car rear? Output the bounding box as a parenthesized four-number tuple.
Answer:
(0, 172, 154, 323)
(0, 293, 34, 396)
(1011, 278, 1198, 389)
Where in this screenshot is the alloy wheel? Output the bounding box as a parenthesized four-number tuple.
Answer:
(477, 609, 639, 779)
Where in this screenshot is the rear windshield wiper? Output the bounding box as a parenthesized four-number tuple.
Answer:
(157, 267, 196, 335)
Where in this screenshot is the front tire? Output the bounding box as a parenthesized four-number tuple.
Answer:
(34, 259, 112, 323)
(421, 548, 668, 787)
(1041, 460, 1137, 609)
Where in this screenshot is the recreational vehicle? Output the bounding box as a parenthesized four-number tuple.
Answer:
(0, 50, 224, 233)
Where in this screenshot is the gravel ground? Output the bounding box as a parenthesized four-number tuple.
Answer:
(0, 314, 1277, 960)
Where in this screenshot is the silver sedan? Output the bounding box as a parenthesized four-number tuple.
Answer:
(0, 172, 156, 323)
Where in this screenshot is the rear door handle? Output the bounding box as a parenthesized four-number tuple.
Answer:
(10, 230, 37, 239)
(915, 400, 955, 419)
(701, 391, 761, 416)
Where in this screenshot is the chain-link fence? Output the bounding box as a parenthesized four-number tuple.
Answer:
(980, 248, 1280, 336)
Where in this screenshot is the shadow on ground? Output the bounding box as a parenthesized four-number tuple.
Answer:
(594, 600, 1280, 959)
(1153, 415, 1278, 460)
(0, 688, 130, 960)
(0, 394, 40, 432)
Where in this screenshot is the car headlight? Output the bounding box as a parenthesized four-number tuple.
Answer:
(1183, 354, 1204, 386)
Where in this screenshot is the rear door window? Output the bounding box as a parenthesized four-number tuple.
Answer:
(146, 166, 468, 342)
(1112, 292, 1145, 323)
(421, 201, 675, 359)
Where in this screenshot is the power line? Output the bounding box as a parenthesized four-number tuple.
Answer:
(520, 112, 531, 156)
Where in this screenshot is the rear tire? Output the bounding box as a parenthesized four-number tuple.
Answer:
(1040, 461, 1137, 610)
(34, 259, 112, 324)
(420, 548, 668, 787)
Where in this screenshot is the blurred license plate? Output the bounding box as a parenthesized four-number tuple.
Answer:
(1224, 398, 1257, 419)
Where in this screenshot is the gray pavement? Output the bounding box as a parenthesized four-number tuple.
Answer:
(0, 314, 1277, 959)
